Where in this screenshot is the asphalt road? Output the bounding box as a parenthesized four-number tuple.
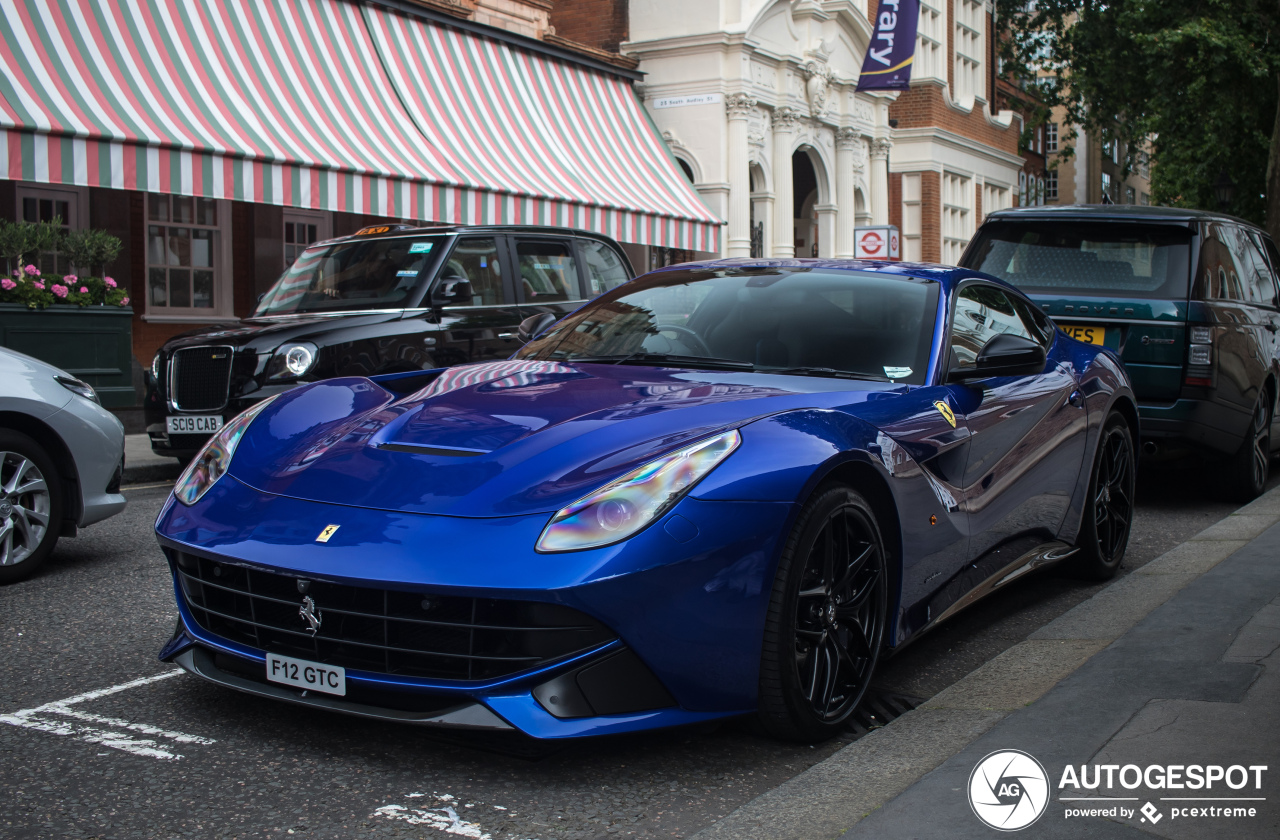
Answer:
(1, 461, 1274, 840)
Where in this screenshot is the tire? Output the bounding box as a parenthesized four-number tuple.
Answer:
(757, 485, 888, 742)
(1221, 390, 1271, 503)
(1068, 412, 1135, 581)
(0, 430, 64, 584)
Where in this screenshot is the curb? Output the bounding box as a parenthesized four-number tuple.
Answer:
(690, 484, 1280, 840)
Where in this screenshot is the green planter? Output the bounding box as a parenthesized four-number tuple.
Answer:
(0, 303, 136, 408)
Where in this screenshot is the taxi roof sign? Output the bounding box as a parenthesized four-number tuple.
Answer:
(354, 224, 417, 236)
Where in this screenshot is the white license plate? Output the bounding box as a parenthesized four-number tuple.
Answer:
(166, 414, 223, 434)
(265, 653, 346, 696)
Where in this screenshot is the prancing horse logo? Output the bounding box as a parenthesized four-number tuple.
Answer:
(299, 595, 322, 635)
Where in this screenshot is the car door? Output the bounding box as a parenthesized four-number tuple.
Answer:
(1249, 230, 1280, 443)
(1195, 223, 1270, 416)
(1236, 227, 1280, 407)
(949, 282, 1090, 561)
(510, 235, 589, 323)
(429, 236, 525, 367)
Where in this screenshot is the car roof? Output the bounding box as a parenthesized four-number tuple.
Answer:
(983, 203, 1264, 230)
(643, 257, 998, 294)
(324, 223, 622, 246)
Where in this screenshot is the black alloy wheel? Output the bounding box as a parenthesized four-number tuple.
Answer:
(758, 485, 888, 741)
(1069, 412, 1135, 580)
(1223, 390, 1271, 502)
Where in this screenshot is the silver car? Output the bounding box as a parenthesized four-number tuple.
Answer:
(0, 347, 126, 582)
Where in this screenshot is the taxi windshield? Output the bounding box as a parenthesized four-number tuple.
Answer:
(253, 237, 442, 316)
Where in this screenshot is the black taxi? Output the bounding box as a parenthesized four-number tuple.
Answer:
(146, 224, 633, 462)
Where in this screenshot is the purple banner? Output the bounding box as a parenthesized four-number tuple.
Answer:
(856, 0, 920, 92)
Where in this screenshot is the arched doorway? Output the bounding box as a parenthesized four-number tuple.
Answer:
(793, 150, 819, 258)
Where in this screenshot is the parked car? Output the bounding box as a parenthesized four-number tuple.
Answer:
(0, 347, 126, 582)
(145, 224, 634, 463)
(156, 259, 1135, 741)
(961, 205, 1280, 500)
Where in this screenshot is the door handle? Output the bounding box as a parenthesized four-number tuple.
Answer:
(1266, 321, 1278, 333)
(1068, 390, 1084, 408)
(498, 332, 515, 339)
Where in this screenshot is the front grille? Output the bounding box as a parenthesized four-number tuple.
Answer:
(171, 346, 234, 411)
(173, 552, 616, 681)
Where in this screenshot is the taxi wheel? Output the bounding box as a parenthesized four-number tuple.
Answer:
(1222, 391, 1271, 503)
(1069, 412, 1135, 581)
(0, 430, 64, 584)
(758, 485, 887, 742)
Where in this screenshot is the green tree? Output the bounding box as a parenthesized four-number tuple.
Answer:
(997, 0, 1280, 237)
(61, 228, 122, 277)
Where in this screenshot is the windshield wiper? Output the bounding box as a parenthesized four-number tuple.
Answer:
(759, 366, 891, 382)
(568, 353, 756, 371)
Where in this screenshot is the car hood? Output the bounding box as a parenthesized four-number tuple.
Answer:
(161, 311, 408, 355)
(228, 360, 904, 517)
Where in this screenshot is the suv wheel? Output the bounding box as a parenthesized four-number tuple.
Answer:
(1223, 390, 1271, 503)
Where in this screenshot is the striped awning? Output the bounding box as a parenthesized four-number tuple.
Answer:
(0, 0, 721, 250)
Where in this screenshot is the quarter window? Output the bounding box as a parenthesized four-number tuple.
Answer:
(147, 195, 224, 312)
(1195, 223, 1247, 302)
(580, 239, 629, 295)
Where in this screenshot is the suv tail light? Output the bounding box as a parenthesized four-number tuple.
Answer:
(1185, 324, 1213, 386)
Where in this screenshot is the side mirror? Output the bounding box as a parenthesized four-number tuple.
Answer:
(949, 333, 1047, 381)
(432, 278, 473, 306)
(518, 312, 558, 343)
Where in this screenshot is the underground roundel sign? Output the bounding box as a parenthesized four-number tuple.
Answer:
(854, 225, 901, 260)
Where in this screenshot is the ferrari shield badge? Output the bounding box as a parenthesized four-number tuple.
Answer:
(315, 524, 340, 543)
(933, 400, 956, 428)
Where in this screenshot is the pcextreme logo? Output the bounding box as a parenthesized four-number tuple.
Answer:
(968, 750, 1050, 831)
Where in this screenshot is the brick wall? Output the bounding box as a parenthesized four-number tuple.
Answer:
(888, 84, 1019, 154)
(550, 0, 627, 52)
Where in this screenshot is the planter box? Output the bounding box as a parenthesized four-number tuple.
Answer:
(0, 303, 136, 408)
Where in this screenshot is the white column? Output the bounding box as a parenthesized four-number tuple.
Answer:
(835, 127, 859, 258)
(870, 137, 891, 225)
(724, 94, 755, 258)
(815, 204, 837, 258)
(771, 106, 800, 257)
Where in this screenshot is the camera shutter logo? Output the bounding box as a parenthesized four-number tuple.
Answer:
(968, 750, 1050, 831)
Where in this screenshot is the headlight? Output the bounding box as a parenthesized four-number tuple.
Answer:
(151, 352, 162, 382)
(173, 396, 278, 506)
(536, 429, 741, 552)
(266, 342, 318, 380)
(55, 375, 99, 404)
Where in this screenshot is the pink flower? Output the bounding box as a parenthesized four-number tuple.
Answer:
(1, 278, 15, 291)
(51, 284, 68, 298)
(104, 276, 117, 288)
(63, 274, 77, 283)
(23, 264, 39, 276)
(120, 297, 129, 305)
(33, 281, 45, 290)
(79, 286, 88, 294)
(11, 270, 18, 276)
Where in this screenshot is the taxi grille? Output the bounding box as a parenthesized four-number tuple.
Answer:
(173, 552, 616, 681)
(170, 346, 234, 412)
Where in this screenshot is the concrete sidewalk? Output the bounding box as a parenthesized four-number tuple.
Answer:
(123, 433, 182, 484)
(694, 489, 1280, 839)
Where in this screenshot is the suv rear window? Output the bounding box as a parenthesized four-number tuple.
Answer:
(964, 221, 1193, 299)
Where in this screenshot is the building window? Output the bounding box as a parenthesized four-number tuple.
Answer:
(942, 173, 973, 265)
(15, 184, 86, 275)
(901, 173, 922, 262)
(954, 0, 985, 106)
(1125, 186, 1136, 205)
(1045, 171, 1058, 201)
(147, 195, 229, 315)
(1018, 171, 1028, 206)
(982, 183, 1010, 220)
(1101, 172, 1113, 203)
(1036, 177, 1046, 206)
(1045, 123, 1058, 154)
(1139, 192, 1150, 206)
(283, 210, 330, 270)
(917, 2, 946, 82)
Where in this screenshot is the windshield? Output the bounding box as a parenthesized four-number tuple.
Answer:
(517, 268, 940, 385)
(964, 221, 1193, 300)
(254, 236, 443, 316)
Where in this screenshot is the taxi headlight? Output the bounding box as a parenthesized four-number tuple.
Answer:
(266, 342, 318, 380)
(173, 396, 278, 506)
(536, 430, 741, 553)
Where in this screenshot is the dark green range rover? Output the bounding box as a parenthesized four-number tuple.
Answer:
(961, 205, 1280, 500)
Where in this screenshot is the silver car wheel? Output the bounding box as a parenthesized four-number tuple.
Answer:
(0, 451, 51, 566)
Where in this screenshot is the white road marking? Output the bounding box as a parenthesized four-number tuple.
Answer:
(373, 793, 535, 839)
(0, 670, 214, 760)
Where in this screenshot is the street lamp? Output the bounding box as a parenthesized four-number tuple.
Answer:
(1213, 168, 1236, 211)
